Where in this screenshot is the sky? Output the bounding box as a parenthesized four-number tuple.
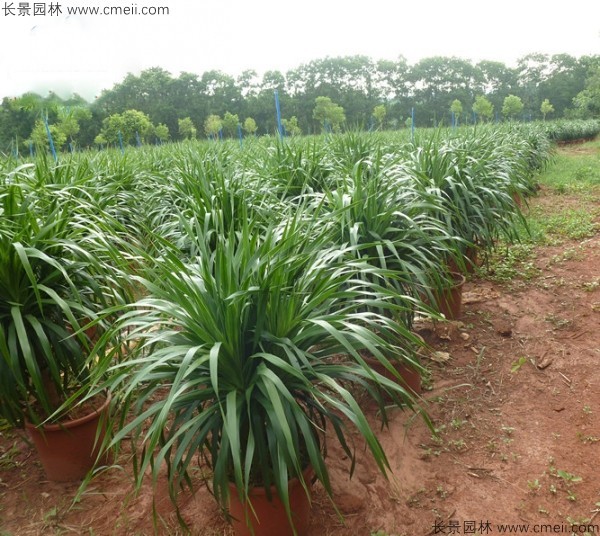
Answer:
(1, 0, 599, 100)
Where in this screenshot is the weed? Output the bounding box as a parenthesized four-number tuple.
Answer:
(531, 207, 600, 240)
(544, 314, 572, 330)
(486, 440, 498, 453)
(511, 357, 528, 373)
(406, 488, 426, 507)
(41, 506, 60, 532)
(582, 280, 600, 292)
(448, 439, 467, 451)
(555, 470, 582, 483)
(450, 418, 466, 430)
(528, 479, 541, 491)
(548, 246, 585, 265)
(0, 442, 20, 470)
(436, 485, 447, 499)
(567, 515, 595, 528)
(576, 432, 600, 444)
(486, 243, 541, 283)
(430, 434, 444, 447)
(419, 446, 440, 460)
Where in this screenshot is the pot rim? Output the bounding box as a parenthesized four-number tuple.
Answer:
(24, 392, 111, 432)
(228, 466, 315, 498)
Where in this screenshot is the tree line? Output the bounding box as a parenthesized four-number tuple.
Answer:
(1, 52, 599, 152)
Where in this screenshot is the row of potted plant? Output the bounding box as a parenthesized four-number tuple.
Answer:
(0, 125, 553, 534)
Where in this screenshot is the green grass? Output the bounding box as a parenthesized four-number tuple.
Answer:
(484, 136, 600, 283)
(538, 139, 600, 192)
(485, 243, 541, 283)
(527, 206, 600, 241)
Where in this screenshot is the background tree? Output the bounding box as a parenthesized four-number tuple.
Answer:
(372, 104, 386, 130)
(178, 117, 197, 139)
(515, 53, 550, 119)
(154, 123, 170, 143)
(199, 70, 243, 117)
(99, 114, 124, 145)
(204, 114, 223, 138)
(502, 94, 524, 120)
(55, 105, 92, 148)
(474, 60, 517, 112)
(287, 56, 376, 132)
(0, 92, 73, 151)
(450, 99, 463, 125)
(472, 95, 494, 122)
(281, 116, 302, 136)
(98, 109, 153, 145)
(222, 111, 239, 138)
(120, 109, 154, 144)
(540, 99, 554, 121)
(409, 56, 476, 126)
(93, 67, 179, 138)
(537, 54, 591, 117)
(30, 119, 67, 151)
(243, 117, 258, 136)
(1, 53, 599, 147)
(313, 96, 346, 132)
(571, 65, 600, 118)
(93, 133, 107, 147)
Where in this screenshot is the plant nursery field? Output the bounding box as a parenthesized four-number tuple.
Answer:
(1, 127, 599, 535)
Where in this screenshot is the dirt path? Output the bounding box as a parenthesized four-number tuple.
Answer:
(1, 190, 599, 536)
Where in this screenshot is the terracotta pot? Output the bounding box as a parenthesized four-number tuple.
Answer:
(447, 246, 479, 274)
(364, 356, 421, 394)
(433, 272, 466, 321)
(228, 467, 313, 536)
(25, 394, 111, 482)
(512, 191, 523, 209)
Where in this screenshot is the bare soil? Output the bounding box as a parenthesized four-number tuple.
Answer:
(1, 185, 599, 535)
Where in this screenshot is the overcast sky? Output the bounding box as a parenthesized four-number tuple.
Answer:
(1, 0, 599, 100)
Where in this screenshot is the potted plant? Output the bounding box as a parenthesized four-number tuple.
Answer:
(319, 154, 456, 389)
(407, 129, 531, 268)
(91, 213, 431, 535)
(0, 180, 131, 481)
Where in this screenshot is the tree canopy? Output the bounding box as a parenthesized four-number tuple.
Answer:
(1, 52, 599, 152)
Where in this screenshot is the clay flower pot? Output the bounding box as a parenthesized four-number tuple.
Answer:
(433, 272, 466, 321)
(25, 394, 111, 482)
(447, 246, 480, 275)
(228, 467, 313, 536)
(364, 356, 422, 395)
(512, 191, 524, 209)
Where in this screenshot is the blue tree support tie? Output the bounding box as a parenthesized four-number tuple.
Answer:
(274, 89, 283, 138)
(43, 115, 57, 161)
